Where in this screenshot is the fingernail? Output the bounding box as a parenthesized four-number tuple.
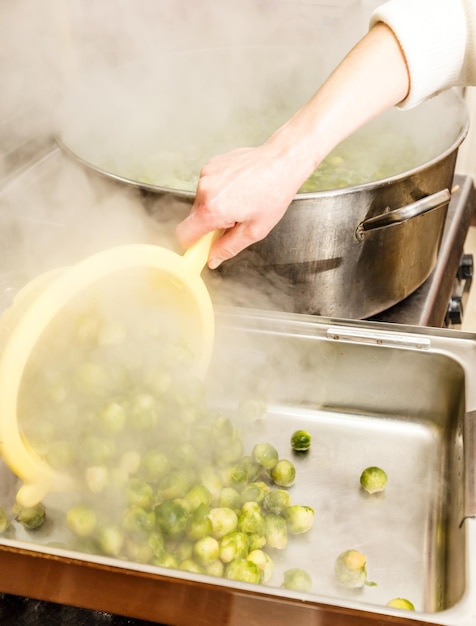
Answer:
(208, 258, 223, 270)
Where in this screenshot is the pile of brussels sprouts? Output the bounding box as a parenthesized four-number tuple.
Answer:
(13, 290, 315, 590)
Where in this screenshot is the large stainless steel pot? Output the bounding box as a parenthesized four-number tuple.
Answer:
(221, 113, 466, 319)
(57, 48, 469, 319)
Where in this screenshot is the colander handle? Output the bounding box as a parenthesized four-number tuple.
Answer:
(355, 188, 451, 241)
(183, 230, 223, 273)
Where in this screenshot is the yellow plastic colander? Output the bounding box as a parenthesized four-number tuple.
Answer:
(0, 232, 217, 507)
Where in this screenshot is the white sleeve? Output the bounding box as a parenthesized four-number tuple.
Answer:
(370, 0, 476, 109)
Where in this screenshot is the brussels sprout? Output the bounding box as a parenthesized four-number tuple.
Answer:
(240, 481, 271, 505)
(360, 466, 388, 494)
(334, 549, 376, 588)
(220, 464, 248, 490)
(0, 507, 9, 534)
(179, 558, 204, 574)
(122, 506, 156, 538)
(215, 437, 244, 468)
(386, 598, 415, 611)
(208, 507, 238, 539)
(252, 443, 279, 470)
(248, 532, 267, 551)
(97, 523, 125, 557)
(174, 539, 194, 562)
(155, 501, 189, 538)
(193, 536, 220, 566)
(219, 531, 250, 563)
(240, 456, 262, 483)
(13, 502, 46, 530)
(186, 503, 213, 541)
(247, 549, 274, 583)
(225, 558, 261, 584)
(85, 465, 109, 493)
(130, 393, 158, 431)
(270, 459, 296, 488)
(218, 487, 242, 510)
(200, 466, 224, 502)
(290, 430, 312, 452)
(205, 559, 225, 578)
(238, 502, 265, 536)
(264, 513, 288, 550)
(140, 449, 170, 483)
(282, 568, 312, 592)
(152, 551, 179, 570)
(263, 489, 291, 515)
(157, 471, 192, 501)
(285, 505, 315, 535)
(184, 485, 212, 511)
(124, 538, 154, 563)
(97, 400, 127, 435)
(126, 478, 155, 509)
(66, 504, 98, 537)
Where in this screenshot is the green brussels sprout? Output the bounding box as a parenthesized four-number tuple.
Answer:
(386, 598, 415, 611)
(240, 481, 271, 505)
(263, 489, 291, 515)
(334, 549, 376, 588)
(140, 449, 170, 483)
(186, 503, 213, 541)
(264, 513, 288, 550)
(290, 429, 312, 452)
(174, 539, 194, 562)
(240, 456, 262, 483)
(126, 478, 155, 509)
(124, 538, 154, 563)
(13, 502, 46, 530)
(152, 551, 179, 570)
(282, 568, 312, 592)
(248, 532, 267, 551)
(193, 536, 220, 566)
(205, 559, 225, 578)
(130, 393, 158, 431)
(66, 504, 98, 537)
(122, 506, 156, 538)
(179, 558, 204, 574)
(0, 507, 9, 534)
(155, 501, 189, 538)
(200, 466, 224, 502)
(285, 505, 315, 535)
(184, 485, 212, 511)
(208, 507, 238, 539)
(220, 464, 248, 490)
(225, 558, 261, 584)
(238, 502, 265, 536)
(218, 487, 242, 510)
(97, 523, 125, 557)
(247, 549, 274, 583)
(97, 400, 127, 435)
(360, 466, 388, 494)
(219, 531, 250, 563)
(270, 459, 296, 488)
(157, 471, 192, 501)
(85, 465, 109, 493)
(252, 443, 279, 470)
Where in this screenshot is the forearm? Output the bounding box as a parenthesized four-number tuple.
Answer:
(263, 23, 409, 183)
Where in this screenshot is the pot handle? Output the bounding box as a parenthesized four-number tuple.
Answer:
(356, 188, 451, 241)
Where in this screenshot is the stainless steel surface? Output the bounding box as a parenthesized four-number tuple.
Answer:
(0, 309, 475, 625)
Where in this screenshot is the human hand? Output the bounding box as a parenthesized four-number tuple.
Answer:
(175, 142, 308, 269)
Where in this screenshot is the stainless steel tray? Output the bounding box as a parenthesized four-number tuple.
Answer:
(0, 308, 475, 626)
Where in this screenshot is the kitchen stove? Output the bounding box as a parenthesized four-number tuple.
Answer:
(0, 146, 475, 626)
